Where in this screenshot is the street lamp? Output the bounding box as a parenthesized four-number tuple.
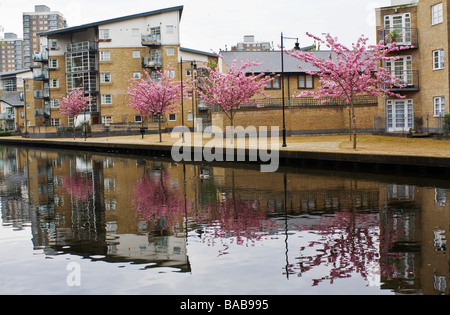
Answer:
(180, 57, 198, 136)
(280, 32, 300, 147)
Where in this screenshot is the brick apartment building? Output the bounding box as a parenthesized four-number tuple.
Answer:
(375, 0, 448, 133)
(26, 5, 217, 134)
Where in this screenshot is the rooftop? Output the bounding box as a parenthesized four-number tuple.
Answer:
(38, 5, 184, 36)
(220, 50, 337, 73)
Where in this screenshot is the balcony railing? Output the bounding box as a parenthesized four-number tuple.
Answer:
(34, 89, 50, 99)
(377, 27, 418, 48)
(34, 108, 50, 117)
(66, 41, 98, 53)
(237, 95, 379, 109)
(142, 56, 162, 68)
(32, 49, 49, 62)
(0, 113, 15, 120)
(141, 34, 161, 46)
(33, 69, 49, 81)
(388, 70, 420, 91)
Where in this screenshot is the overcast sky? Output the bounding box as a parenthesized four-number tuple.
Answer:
(0, 0, 392, 52)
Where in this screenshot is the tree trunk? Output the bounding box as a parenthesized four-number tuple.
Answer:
(158, 115, 162, 143)
(351, 100, 357, 149)
(229, 109, 234, 145)
(73, 115, 76, 140)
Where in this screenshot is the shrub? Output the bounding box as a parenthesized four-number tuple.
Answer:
(443, 114, 450, 135)
(0, 131, 14, 137)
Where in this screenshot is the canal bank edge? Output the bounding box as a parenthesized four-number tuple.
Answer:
(1, 136, 450, 174)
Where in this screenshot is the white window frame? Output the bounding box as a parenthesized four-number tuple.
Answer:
(134, 115, 142, 123)
(99, 29, 110, 40)
(49, 79, 59, 88)
(432, 3, 443, 25)
(166, 25, 174, 34)
(51, 118, 60, 126)
(49, 59, 58, 69)
(101, 73, 112, 83)
(50, 99, 59, 108)
(166, 48, 175, 56)
(100, 51, 111, 61)
(102, 116, 113, 125)
(133, 72, 141, 79)
(434, 96, 445, 117)
(101, 94, 112, 105)
(433, 49, 444, 70)
(132, 51, 140, 58)
(168, 113, 176, 121)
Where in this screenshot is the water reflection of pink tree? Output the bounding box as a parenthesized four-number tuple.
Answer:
(132, 171, 187, 233)
(292, 209, 380, 286)
(197, 195, 277, 249)
(62, 173, 93, 202)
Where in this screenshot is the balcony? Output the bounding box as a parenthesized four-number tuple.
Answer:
(377, 27, 418, 48)
(32, 49, 49, 62)
(0, 113, 15, 120)
(33, 69, 49, 81)
(388, 70, 420, 92)
(66, 41, 98, 53)
(34, 108, 50, 117)
(141, 34, 161, 46)
(142, 56, 162, 68)
(34, 89, 50, 99)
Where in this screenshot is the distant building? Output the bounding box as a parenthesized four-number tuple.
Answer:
(232, 35, 273, 52)
(0, 33, 24, 71)
(22, 5, 67, 68)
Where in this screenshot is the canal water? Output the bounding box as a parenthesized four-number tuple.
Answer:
(0, 145, 449, 295)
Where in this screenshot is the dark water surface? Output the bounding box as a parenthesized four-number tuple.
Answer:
(0, 145, 449, 295)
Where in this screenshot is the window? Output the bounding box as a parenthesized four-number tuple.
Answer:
(51, 118, 60, 126)
(102, 116, 113, 125)
(101, 73, 111, 83)
(434, 96, 445, 116)
(133, 72, 141, 79)
(135, 115, 142, 123)
(49, 79, 59, 88)
(166, 48, 175, 56)
(132, 51, 140, 58)
(101, 94, 112, 105)
(100, 51, 111, 61)
(99, 29, 110, 40)
(50, 99, 59, 108)
(433, 49, 444, 70)
(169, 113, 176, 121)
(49, 59, 58, 68)
(432, 3, 443, 25)
(298, 75, 313, 89)
(166, 25, 174, 34)
(266, 76, 280, 89)
(153, 115, 164, 122)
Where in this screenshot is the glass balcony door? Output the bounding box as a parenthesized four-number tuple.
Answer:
(386, 99, 413, 132)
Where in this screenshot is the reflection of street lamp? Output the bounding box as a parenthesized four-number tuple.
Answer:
(280, 33, 300, 147)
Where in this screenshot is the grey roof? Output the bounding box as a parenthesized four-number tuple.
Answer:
(220, 50, 337, 74)
(180, 47, 217, 58)
(0, 92, 23, 107)
(38, 6, 184, 36)
(0, 69, 31, 79)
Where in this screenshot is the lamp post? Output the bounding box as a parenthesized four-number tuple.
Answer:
(280, 32, 300, 147)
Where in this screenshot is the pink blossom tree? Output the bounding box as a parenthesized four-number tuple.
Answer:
(286, 33, 409, 149)
(58, 88, 92, 139)
(196, 57, 274, 141)
(128, 65, 185, 142)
